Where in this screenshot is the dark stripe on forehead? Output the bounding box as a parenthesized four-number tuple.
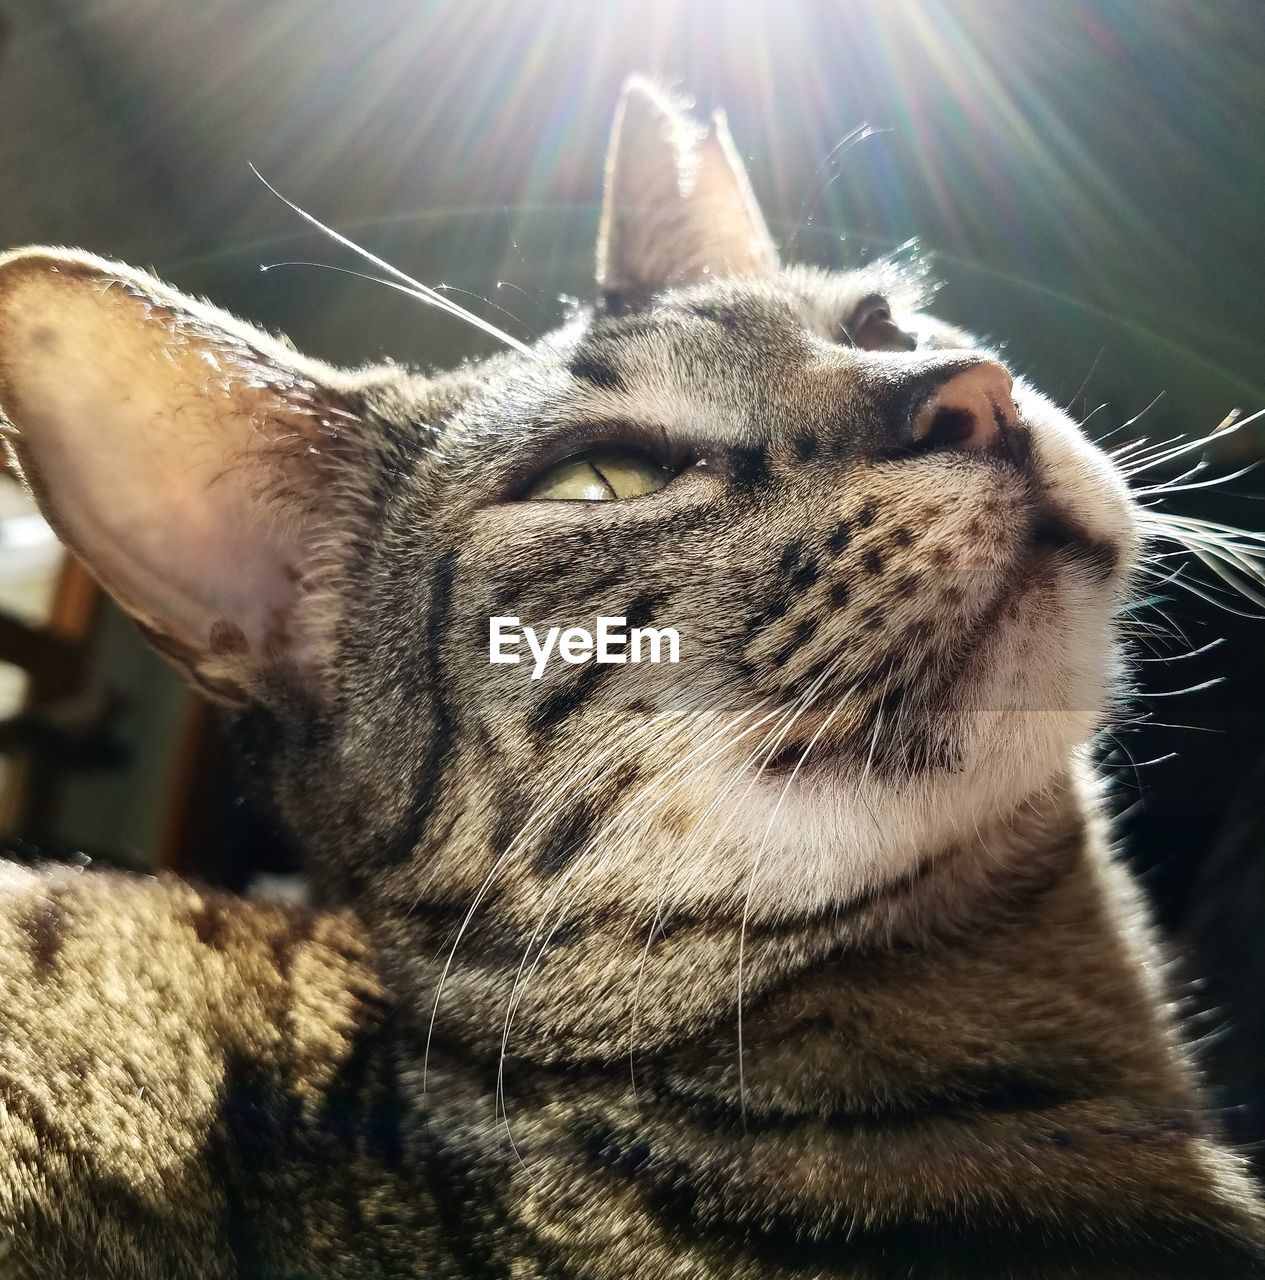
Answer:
(597, 288, 656, 319)
(381, 551, 458, 864)
(686, 302, 744, 332)
(568, 353, 624, 392)
(729, 441, 770, 489)
(590, 305, 669, 338)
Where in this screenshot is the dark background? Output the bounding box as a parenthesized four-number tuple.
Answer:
(1, 0, 1263, 1153)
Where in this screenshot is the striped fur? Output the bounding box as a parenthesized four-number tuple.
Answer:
(3, 779, 1264, 1276)
(1, 77, 1264, 1275)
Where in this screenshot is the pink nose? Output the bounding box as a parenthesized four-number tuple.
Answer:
(910, 361, 1019, 452)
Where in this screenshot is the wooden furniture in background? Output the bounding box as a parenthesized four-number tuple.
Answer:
(0, 542, 221, 872)
(0, 555, 103, 833)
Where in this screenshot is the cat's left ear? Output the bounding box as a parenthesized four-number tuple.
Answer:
(0, 248, 358, 706)
(596, 77, 779, 299)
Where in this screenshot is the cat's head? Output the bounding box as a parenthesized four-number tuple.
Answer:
(0, 78, 1136, 994)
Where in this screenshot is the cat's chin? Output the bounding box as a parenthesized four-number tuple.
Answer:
(738, 566, 1118, 917)
(705, 729, 1095, 920)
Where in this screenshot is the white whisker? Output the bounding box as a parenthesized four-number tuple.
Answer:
(420, 708, 680, 1097)
(250, 165, 540, 358)
(1123, 407, 1263, 478)
(494, 699, 790, 1161)
(1136, 459, 1261, 498)
(736, 687, 851, 1123)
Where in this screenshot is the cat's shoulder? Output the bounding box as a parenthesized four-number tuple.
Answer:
(0, 856, 388, 1156)
(0, 857, 392, 1268)
(0, 856, 375, 993)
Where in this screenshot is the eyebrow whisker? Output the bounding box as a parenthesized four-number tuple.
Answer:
(250, 165, 540, 359)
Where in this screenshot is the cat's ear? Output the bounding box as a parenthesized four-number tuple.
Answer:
(596, 76, 779, 298)
(0, 248, 357, 706)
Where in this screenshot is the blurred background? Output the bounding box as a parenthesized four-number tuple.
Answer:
(0, 0, 1262, 1155)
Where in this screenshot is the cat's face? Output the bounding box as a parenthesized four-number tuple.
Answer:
(0, 80, 1136, 947)
(323, 272, 1135, 939)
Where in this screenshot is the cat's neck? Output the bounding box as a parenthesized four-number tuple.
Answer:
(386, 765, 1175, 1075)
(399, 767, 1265, 1276)
(661, 778, 1193, 1122)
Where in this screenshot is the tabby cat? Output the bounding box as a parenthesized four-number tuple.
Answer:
(1, 78, 1262, 1279)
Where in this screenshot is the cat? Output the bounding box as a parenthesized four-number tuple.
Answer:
(1, 75, 1263, 1279)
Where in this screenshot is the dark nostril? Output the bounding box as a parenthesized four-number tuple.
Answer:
(917, 406, 978, 451)
(909, 362, 1018, 453)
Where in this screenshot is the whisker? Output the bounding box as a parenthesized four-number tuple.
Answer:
(420, 708, 681, 1096)
(782, 123, 879, 260)
(1138, 496, 1265, 616)
(1132, 719, 1223, 734)
(1109, 435, 1155, 461)
(1134, 678, 1223, 699)
(250, 165, 540, 358)
(624, 698, 810, 1109)
(1065, 349, 1103, 416)
(1132, 637, 1225, 664)
(1087, 407, 1136, 446)
(493, 699, 789, 1159)
(432, 281, 547, 337)
(260, 260, 544, 354)
(736, 688, 851, 1123)
(625, 652, 853, 1105)
(1136, 459, 1262, 498)
(1123, 407, 1262, 478)
(646, 648, 850, 927)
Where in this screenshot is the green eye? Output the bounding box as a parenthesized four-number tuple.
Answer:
(521, 447, 670, 501)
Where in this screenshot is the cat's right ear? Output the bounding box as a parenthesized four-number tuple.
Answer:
(596, 77, 779, 299)
(0, 248, 359, 707)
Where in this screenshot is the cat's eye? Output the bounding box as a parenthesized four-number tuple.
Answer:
(520, 446, 671, 501)
(848, 295, 919, 353)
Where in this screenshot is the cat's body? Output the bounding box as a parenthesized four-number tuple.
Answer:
(6, 784, 1265, 1278)
(1, 78, 1263, 1276)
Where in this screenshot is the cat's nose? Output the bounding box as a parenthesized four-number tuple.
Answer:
(908, 361, 1019, 453)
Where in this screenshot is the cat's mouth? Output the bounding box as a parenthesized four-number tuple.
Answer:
(757, 508, 1119, 780)
(1027, 505, 1119, 582)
